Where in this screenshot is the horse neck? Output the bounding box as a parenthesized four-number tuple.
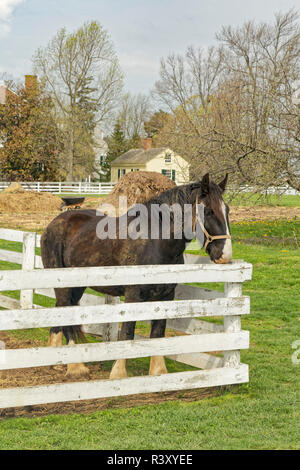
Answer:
(147, 185, 193, 242)
(146, 184, 192, 210)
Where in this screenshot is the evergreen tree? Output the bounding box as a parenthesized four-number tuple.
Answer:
(0, 82, 62, 181)
(103, 122, 139, 181)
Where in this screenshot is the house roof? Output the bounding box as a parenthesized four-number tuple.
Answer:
(111, 148, 169, 166)
(0, 84, 17, 105)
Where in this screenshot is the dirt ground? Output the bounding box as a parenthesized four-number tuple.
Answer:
(0, 195, 299, 232)
(0, 331, 217, 419)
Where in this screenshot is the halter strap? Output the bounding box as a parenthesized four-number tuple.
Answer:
(193, 195, 231, 252)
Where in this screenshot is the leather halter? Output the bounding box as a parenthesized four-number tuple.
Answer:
(193, 195, 231, 252)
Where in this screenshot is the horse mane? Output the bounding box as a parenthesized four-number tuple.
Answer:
(143, 181, 224, 222)
(143, 184, 193, 209)
(206, 183, 225, 223)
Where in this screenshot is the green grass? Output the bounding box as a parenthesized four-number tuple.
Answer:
(0, 221, 300, 449)
(225, 192, 300, 207)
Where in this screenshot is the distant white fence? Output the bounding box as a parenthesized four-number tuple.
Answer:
(0, 181, 298, 195)
(238, 185, 299, 196)
(0, 181, 115, 195)
(0, 228, 252, 409)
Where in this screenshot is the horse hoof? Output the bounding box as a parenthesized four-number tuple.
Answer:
(149, 356, 168, 376)
(109, 360, 128, 380)
(66, 363, 90, 380)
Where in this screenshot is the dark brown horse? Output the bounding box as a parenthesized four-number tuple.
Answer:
(41, 173, 232, 379)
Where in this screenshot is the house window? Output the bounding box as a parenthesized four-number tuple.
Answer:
(99, 155, 106, 165)
(164, 152, 172, 163)
(162, 169, 176, 181)
(118, 169, 126, 179)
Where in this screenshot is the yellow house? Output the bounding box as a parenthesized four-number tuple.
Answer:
(111, 139, 190, 184)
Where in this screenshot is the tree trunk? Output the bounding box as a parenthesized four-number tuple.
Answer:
(66, 123, 74, 181)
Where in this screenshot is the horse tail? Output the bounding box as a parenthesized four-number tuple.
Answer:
(41, 220, 87, 344)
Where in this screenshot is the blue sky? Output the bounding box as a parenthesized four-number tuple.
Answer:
(0, 0, 299, 94)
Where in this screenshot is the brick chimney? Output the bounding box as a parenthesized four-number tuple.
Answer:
(25, 75, 38, 92)
(142, 138, 152, 151)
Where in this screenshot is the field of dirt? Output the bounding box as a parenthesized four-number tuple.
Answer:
(0, 194, 299, 232)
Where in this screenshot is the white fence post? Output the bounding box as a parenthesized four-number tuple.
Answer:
(20, 232, 36, 309)
(223, 282, 242, 367)
(102, 295, 120, 341)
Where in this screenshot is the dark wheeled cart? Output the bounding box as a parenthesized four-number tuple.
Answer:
(60, 197, 85, 211)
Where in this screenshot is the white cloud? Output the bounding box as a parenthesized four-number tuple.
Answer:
(0, 0, 24, 35)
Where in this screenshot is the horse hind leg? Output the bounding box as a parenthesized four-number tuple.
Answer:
(109, 321, 136, 380)
(64, 326, 90, 380)
(51, 287, 90, 379)
(149, 320, 168, 376)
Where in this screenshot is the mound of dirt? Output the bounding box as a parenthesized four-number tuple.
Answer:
(2, 182, 25, 193)
(0, 187, 61, 213)
(102, 171, 176, 215)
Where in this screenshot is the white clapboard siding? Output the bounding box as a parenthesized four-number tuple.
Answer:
(0, 262, 253, 291)
(0, 331, 249, 371)
(0, 296, 250, 331)
(0, 365, 249, 408)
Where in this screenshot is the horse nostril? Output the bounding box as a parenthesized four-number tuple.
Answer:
(214, 256, 231, 264)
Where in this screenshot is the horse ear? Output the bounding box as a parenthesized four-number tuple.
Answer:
(201, 173, 210, 195)
(219, 173, 228, 193)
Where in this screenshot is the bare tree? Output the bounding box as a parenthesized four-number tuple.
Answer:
(153, 10, 300, 192)
(33, 21, 123, 180)
(117, 92, 152, 140)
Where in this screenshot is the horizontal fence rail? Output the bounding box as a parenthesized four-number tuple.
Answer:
(0, 366, 249, 409)
(0, 263, 252, 291)
(0, 227, 252, 409)
(0, 181, 115, 195)
(0, 297, 250, 330)
(0, 332, 249, 371)
(0, 181, 299, 195)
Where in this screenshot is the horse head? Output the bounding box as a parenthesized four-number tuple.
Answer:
(191, 173, 232, 264)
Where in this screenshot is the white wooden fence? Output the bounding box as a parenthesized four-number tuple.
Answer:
(0, 228, 252, 409)
(0, 181, 115, 195)
(0, 181, 299, 195)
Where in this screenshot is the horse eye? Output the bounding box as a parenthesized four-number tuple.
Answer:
(205, 209, 213, 216)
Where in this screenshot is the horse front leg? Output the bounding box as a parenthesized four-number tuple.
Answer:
(149, 319, 168, 376)
(109, 321, 136, 379)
